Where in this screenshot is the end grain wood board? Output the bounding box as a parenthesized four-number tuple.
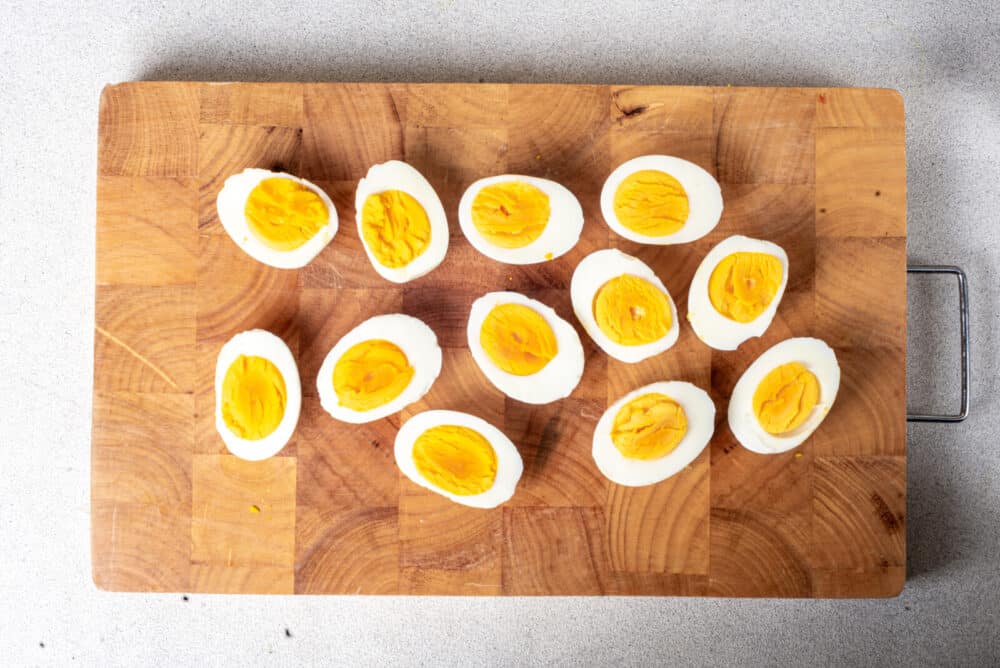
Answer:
(92, 82, 906, 597)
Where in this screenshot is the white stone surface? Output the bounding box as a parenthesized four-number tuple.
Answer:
(1, 1, 998, 665)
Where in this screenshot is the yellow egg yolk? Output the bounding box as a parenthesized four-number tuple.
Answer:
(332, 340, 414, 412)
(613, 169, 690, 236)
(611, 393, 688, 460)
(470, 181, 551, 248)
(244, 178, 329, 251)
(221, 355, 287, 440)
(708, 252, 783, 323)
(593, 274, 672, 346)
(479, 303, 558, 376)
(753, 362, 820, 434)
(412, 425, 498, 496)
(360, 190, 432, 268)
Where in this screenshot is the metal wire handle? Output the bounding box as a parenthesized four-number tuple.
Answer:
(906, 265, 970, 423)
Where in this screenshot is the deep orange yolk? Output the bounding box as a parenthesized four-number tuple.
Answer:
(221, 355, 287, 440)
(611, 393, 688, 460)
(471, 181, 551, 248)
(593, 274, 672, 346)
(360, 190, 432, 268)
(244, 178, 329, 251)
(708, 252, 784, 323)
(412, 425, 498, 496)
(753, 362, 820, 434)
(479, 303, 558, 376)
(613, 169, 690, 236)
(332, 340, 414, 412)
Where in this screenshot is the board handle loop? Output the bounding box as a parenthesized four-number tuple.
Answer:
(906, 265, 970, 423)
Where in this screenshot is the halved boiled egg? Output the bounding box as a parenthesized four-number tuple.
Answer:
(457, 175, 583, 264)
(355, 161, 449, 283)
(217, 168, 338, 269)
(317, 314, 442, 424)
(467, 291, 585, 404)
(593, 381, 715, 487)
(687, 235, 789, 350)
(394, 410, 523, 508)
(600, 155, 722, 245)
(729, 337, 841, 454)
(215, 329, 302, 461)
(570, 249, 679, 363)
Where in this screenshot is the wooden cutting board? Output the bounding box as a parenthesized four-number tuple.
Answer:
(92, 82, 906, 596)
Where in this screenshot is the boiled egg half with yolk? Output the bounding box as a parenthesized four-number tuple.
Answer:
(394, 410, 523, 508)
(317, 314, 442, 424)
(728, 337, 841, 454)
(687, 235, 789, 350)
(467, 291, 585, 404)
(593, 381, 715, 487)
(571, 249, 679, 363)
(457, 175, 584, 264)
(217, 168, 338, 269)
(215, 329, 302, 461)
(355, 161, 449, 283)
(600, 155, 722, 245)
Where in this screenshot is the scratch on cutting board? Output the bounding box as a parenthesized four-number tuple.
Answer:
(109, 503, 119, 562)
(325, 261, 344, 284)
(95, 325, 180, 390)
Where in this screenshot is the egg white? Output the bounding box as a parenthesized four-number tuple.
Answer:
(216, 168, 339, 269)
(355, 160, 449, 283)
(466, 291, 585, 404)
(728, 337, 841, 454)
(457, 175, 584, 264)
(316, 314, 442, 424)
(394, 409, 524, 508)
(214, 329, 302, 461)
(600, 155, 722, 245)
(593, 381, 715, 487)
(570, 249, 679, 363)
(687, 235, 790, 351)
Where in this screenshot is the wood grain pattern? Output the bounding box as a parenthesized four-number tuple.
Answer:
(92, 83, 906, 597)
(190, 455, 297, 593)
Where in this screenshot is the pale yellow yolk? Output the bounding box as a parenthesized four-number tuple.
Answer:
(753, 362, 820, 434)
(221, 355, 287, 440)
(613, 170, 690, 236)
(412, 425, 498, 496)
(360, 190, 431, 268)
(332, 340, 414, 412)
(479, 303, 558, 376)
(470, 181, 551, 248)
(593, 274, 672, 346)
(244, 178, 329, 251)
(611, 393, 688, 460)
(708, 252, 783, 323)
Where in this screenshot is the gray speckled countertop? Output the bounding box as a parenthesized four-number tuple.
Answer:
(2, 1, 998, 665)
